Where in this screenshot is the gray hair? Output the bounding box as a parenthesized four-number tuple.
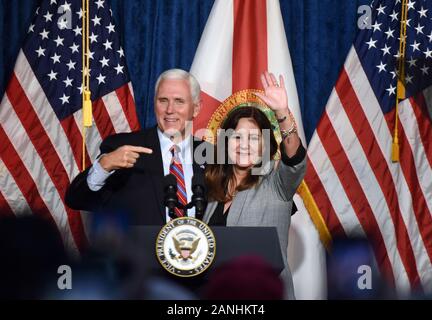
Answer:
(154, 69, 201, 104)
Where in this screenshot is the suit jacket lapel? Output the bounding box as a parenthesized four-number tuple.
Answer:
(226, 189, 248, 225)
(204, 190, 249, 225)
(191, 140, 206, 181)
(203, 201, 218, 224)
(135, 126, 166, 221)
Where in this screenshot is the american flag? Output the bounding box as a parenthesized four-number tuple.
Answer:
(303, 0, 432, 294)
(0, 0, 140, 254)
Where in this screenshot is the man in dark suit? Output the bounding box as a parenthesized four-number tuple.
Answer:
(65, 69, 208, 225)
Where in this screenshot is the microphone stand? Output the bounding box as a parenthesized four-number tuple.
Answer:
(164, 175, 207, 220)
(163, 174, 180, 220)
(185, 175, 207, 220)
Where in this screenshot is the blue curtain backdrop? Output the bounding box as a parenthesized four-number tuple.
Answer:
(0, 0, 369, 143)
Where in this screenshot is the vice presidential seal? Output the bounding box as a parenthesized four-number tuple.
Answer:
(156, 217, 216, 277)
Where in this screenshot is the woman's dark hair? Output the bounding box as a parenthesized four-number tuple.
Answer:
(205, 106, 278, 202)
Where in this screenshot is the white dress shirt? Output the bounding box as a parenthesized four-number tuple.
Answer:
(87, 158, 114, 191)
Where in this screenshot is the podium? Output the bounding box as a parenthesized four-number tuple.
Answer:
(129, 226, 284, 294)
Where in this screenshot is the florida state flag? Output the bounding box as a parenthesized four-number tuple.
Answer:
(190, 0, 326, 299)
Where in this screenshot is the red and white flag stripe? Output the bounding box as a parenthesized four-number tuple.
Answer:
(306, 47, 432, 294)
(0, 50, 140, 254)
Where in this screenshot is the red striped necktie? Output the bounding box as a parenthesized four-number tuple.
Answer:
(169, 145, 187, 217)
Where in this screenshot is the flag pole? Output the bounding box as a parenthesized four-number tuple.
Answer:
(82, 0, 92, 171)
(392, 0, 408, 163)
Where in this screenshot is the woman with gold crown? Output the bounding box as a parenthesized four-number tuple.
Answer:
(203, 71, 306, 300)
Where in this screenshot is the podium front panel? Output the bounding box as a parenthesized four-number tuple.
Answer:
(129, 225, 285, 279)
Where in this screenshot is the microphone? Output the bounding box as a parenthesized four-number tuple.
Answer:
(163, 174, 178, 220)
(191, 175, 207, 220)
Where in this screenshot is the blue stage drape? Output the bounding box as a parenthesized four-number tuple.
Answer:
(0, 0, 369, 143)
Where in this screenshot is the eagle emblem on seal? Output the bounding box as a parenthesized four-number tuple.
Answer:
(169, 229, 201, 261)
